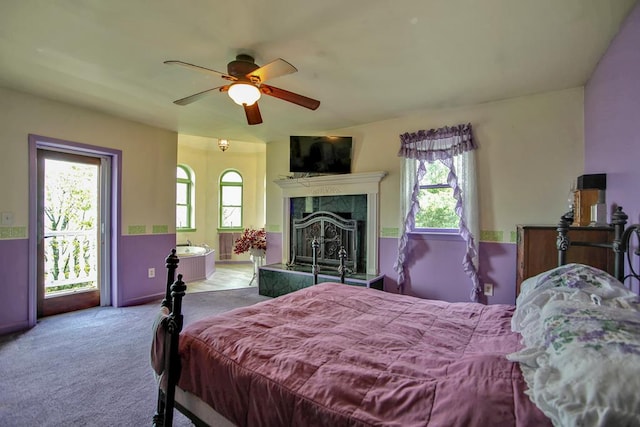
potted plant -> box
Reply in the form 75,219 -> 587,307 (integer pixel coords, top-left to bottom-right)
233,227 -> 267,258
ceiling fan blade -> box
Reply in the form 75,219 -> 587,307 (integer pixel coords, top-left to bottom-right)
261,84 -> 320,110
244,103 -> 263,125
248,58 -> 297,83
173,86 -> 228,106
164,60 -> 236,81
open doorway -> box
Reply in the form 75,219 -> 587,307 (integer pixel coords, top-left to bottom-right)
37,150 -> 104,317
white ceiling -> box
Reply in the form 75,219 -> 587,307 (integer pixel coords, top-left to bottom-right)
0,0 -> 636,143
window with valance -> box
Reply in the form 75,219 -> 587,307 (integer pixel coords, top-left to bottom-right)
394,123 -> 481,301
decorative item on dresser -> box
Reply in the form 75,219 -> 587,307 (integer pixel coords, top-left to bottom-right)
572,173 -> 607,226
573,189 -> 599,226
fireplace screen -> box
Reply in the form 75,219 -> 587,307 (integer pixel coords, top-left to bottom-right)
289,211 -> 358,274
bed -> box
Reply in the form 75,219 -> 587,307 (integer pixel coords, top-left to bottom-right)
152,208 -> 640,427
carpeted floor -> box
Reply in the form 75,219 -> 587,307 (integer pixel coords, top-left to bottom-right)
0,287 -> 271,426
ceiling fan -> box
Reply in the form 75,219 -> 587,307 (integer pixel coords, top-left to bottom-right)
165,54 -> 320,125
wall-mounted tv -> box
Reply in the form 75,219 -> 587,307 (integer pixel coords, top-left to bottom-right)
289,136 -> 352,175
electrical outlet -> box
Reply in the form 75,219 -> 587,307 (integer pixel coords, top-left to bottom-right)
1,212 -> 14,226
148,268 -> 155,279
483,283 -> 494,296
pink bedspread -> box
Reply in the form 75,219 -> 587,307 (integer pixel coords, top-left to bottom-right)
178,283 -> 550,427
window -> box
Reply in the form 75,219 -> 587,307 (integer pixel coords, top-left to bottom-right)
219,170 -> 243,228
395,123 -> 480,299
415,160 -> 458,231
176,165 -> 194,230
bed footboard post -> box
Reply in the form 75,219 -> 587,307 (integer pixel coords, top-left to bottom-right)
162,249 -> 179,309
162,273 -> 187,427
557,210 -> 573,266
153,249 -> 180,426
611,207 -> 628,281
312,237 -> 320,284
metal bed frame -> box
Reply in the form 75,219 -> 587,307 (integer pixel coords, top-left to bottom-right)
557,206 -> 640,285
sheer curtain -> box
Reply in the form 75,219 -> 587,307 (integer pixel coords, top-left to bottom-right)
393,123 -> 481,301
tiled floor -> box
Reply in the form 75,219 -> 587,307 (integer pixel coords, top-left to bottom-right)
185,262 -> 256,293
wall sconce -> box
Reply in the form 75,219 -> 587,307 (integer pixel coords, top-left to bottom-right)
218,139 -> 230,152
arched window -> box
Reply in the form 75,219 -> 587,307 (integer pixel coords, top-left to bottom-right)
176,165 -> 195,230
219,170 -> 243,229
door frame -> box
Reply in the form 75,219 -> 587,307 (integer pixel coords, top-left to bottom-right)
28,134 -> 121,327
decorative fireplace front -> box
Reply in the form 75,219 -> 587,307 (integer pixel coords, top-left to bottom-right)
289,211 -> 358,274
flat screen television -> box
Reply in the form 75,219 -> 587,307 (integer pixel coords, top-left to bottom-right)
289,136 -> 352,175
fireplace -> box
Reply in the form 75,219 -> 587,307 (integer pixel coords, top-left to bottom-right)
275,171 -> 387,276
289,209 -> 361,274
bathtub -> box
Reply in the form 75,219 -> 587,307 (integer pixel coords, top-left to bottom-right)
175,246 -> 216,282
176,246 -> 208,256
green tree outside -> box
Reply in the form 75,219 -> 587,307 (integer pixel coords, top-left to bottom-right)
415,161 -> 459,229
44,159 -> 97,293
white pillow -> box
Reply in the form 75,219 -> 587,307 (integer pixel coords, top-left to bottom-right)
513,264 -> 638,337
518,263 -> 634,305
509,299 -> 640,427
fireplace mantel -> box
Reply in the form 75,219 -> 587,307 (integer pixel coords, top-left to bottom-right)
274,171 -> 387,197
275,171 -> 387,275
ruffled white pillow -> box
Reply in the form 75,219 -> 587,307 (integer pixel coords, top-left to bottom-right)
509,299 -> 640,427
513,264 -> 638,340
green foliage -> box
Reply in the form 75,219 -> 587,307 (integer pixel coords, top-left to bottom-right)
416,188 -> 459,228
44,160 -> 97,289
46,281 -> 96,294
421,160 -> 450,184
416,161 -> 459,229
45,163 -> 96,233
83,239 -> 91,275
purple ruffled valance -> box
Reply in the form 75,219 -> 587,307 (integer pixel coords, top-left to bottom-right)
398,123 -> 476,162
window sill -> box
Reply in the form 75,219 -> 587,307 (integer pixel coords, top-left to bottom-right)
218,228 -> 244,232
177,228 -> 196,233
408,230 -> 462,241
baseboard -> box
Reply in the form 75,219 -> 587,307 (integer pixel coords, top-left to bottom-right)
0,319 -> 31,336
121,291 -> 165,307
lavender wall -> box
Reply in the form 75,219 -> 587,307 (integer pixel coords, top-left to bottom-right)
0,239 -> 29,334
585,2 -> 640,223
117,234 -> 178,306
379,237 -> 517,305
266,232 -> 283,265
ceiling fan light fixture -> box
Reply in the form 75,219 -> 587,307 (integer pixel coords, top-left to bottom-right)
218,138 -> 230,152
228,83 -> 261,106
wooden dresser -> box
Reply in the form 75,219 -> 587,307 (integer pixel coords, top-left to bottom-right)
515,225 -> 615,297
